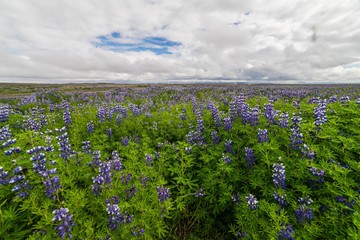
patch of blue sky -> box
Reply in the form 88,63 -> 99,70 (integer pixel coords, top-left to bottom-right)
94,32 -> 180,55
342,62 -> 360,69
111,32 -> 121,38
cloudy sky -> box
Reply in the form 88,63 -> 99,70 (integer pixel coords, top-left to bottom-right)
0,0 -> 359,83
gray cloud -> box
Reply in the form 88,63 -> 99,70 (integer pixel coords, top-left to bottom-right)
0,0 -> 359,83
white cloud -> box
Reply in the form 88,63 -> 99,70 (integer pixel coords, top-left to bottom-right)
0,0 -> 359,83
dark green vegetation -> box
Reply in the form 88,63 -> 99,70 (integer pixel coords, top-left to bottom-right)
0,85 -> 359,239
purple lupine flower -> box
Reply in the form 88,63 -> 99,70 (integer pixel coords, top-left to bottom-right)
97,106 -> 106,122
39,114 -> 47,126
91,159 -> 112,195
250,107 -> 259,126
195,188 -> 205,197
126,185 -> 138,199
311,97 -> 322,104
105,196 -> 133,230
301,144 -> 315,160
2,138 -> 16,148
0,125 -> 12,142
13,166 -> 22,174
231,192 -> 241,204
134,135 -> 140,144
99,161 -> 112,184
124,212 -> 134,224
89,150 -> 101,166
229,98 -> 237,121
119,105 -> 128,117
264,100 -> 277,125
0,105 -> 11,122
121,136 -> 129,146
224,117 -> 232,131
92,175 -> 105,195
329,95 -> 337,103
106,128 -> 112,138
211,131 -> 220,145
335,196 -> 346,203
129,103 -> 142,116
107,107 -> 114,120
273,163 -> 286,189
4,147 -> 21,156
132,226 -> 145,237
12,184 -> 21,192
291,113 -> 302,129
293,99 -> 300,108
116,113 -> 123,124
60,100 -> 70,109
52,208 -> 75,239
186,130 -> 205,146
274,192 -> 287,207
4,149 -> 11,156
296,197 -> 313,223
0,166 -> 10,185
245,194 -> 258,210
309,167 -> 325,183
49,103 -> 54,112
245,147 -> 255,169
295,205 -> 313,223
224,139 -> 234,155
299,197 -> 313,205
12,179 -> 33,198
121,173 -> 132,185
278,224 -> 294,240
222,154 -> 231,164
44,176 -> 61,200
236,95 -> 251,124
185,146 -> 192,154
279,112 -> 289,128
157,186 -> 170,202
138,176 -> 150,186
145,154 -> 153,166
194,108 -> 205,133
340,96 -> 350,104
289,128 -> 303,150
335,196 -> 356,211
111,151 -> 122,171
87,121 -> 95,133
56,132 -> 71,162
345,200 -> 356,210
45,134 -> 52,144
180,111 -> 187,121
208,102 -> 222,128
356,98 -> 360,105
49,168 -> 57,174
29,150 -> 47,174
237,232 -> 247,238
81,140 -> 91,154
63,107 -> 72,126
9,174 -> 25,184
314,100 -> 327,128
45,145 -> 54,152
258,129 -> 268,143
23,117 -> 40,131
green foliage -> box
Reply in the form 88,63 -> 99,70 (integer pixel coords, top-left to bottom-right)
0,85 -> 359,239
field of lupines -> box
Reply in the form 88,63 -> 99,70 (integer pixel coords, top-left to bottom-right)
0,84 -> 359,240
